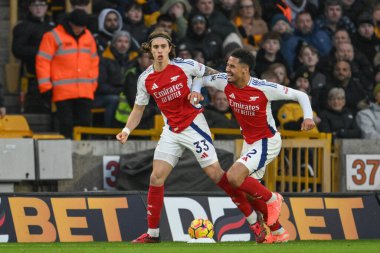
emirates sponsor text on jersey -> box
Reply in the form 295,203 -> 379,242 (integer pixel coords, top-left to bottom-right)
229,99 -> 260,116
152,83 -> 183,103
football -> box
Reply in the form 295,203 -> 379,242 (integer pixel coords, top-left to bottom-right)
188,218 -> 214,239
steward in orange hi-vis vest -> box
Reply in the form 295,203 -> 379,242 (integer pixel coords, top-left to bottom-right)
36,20 -> 99,102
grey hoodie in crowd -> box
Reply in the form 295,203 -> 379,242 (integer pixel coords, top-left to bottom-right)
356,103 -> 380,140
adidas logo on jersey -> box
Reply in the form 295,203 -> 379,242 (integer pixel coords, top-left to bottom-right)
249,96 -> 259,101
152,83 -> 159,90
201,152 -> 208,159
170,75 -> 180,82
229,93 -> 236,99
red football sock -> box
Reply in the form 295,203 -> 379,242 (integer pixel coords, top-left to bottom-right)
217,173 -> 253,217
249,198 -> 281,231
147,185 -> 164,229
237,176 -> 272,201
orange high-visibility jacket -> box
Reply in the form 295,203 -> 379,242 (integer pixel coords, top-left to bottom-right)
36,25 -> 99,102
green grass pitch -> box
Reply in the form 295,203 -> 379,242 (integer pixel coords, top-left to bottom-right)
1,240 -> 380,253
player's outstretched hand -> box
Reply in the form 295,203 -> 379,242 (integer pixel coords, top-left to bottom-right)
188,91 -> 204,105
301,118 -> 316,131
116,131 -> 129,144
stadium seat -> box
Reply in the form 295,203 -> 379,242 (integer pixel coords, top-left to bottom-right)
0,115 -> 33,138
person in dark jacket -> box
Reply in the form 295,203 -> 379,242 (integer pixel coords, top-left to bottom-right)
12,0 -> 54,113
95,31 -> 134,127
123,2 -> 149,44
183,13 -> 223,68
203,90 -> 239,139
318,87 -> 361,139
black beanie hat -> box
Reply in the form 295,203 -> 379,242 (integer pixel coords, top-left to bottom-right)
69,9 -> 88,27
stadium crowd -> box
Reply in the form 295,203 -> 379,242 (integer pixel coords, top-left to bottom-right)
6,0 -> 380,140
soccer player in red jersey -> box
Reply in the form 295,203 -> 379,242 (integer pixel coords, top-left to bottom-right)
193,48 -> 316,243
116,31 -> 275,243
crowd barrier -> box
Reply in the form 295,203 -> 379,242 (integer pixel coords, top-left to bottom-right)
0,192 -> 379,243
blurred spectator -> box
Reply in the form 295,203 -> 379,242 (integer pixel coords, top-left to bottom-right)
352,12 -> 380,64
295,44 -> 327,112
184,13 -> 223,68
373,3 -> 380,39
233,0 -> 268,51
95,31 -> 134,128
255,31 -> 288,77
259,0 -> 318,26
12,0 -> 54,113
94,8 -> 127,53
215,0 -> 237,20
160,0 -> 192,40
203,90 -> 239,138
319,41 -> 373,90
116,51 -> 158,129
355,84 -> 380,140
123,2 -> 149,44
116,0 -> 160,27
193,0 -> 238,42
148,14 -> 180,45
0,82 -> 5,118
342,0 -> 367,23
56,0 -> 97,33
36,9 -> 99,138
332,28 -> 351,48
318,87 -> 361,139
270,13 -> 293,35
282,11 -> 332,71
326,60 -> 369,113
315,0 -> 356,37
268,63 -> 290,86
176,42 -> 193,59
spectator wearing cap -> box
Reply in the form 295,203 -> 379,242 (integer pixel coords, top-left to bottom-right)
271,13 -> 293,35
160,0 -> 192,40
123,2 -> 149,44
315,0 -> 356,37
95,31 -> 136,128
232,0 -> 268,51
12,0 -> 54,113
296,44 -> 327,112
36,9 -> 99,138
183,13 -> 223,68
255,31 -> 289,77
176,42 -> 193,59
56,0 -> 97,33
356,84 -> 380,140
318,87 -> 361,139
352,12 -> 380,65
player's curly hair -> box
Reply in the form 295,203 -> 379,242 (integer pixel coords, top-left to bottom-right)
230,48 -> 256,71
141,29 -> 176,59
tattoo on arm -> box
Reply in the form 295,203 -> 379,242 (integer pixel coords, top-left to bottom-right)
203,66 -> 219,76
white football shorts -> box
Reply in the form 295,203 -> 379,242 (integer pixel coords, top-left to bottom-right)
237,132 -> 282,180
154,113 -> 218,168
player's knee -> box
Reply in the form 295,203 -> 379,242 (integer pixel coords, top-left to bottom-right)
203,163 -> 224,183
226,170 -> 244,188
149,173 -> 165,186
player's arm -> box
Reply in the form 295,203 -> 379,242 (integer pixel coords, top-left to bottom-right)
189,74 -> 228,104
203,66 -> 219,76
263,80 -> 315,131
116,104 -> 146,144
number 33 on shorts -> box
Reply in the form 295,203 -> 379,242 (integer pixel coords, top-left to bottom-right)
193,139 -> 210,159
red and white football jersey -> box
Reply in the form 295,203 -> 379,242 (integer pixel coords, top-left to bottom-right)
135,58 -> 205,133
201,73 -> 313,144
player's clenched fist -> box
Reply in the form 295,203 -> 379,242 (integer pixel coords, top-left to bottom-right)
116,127 -> 131,144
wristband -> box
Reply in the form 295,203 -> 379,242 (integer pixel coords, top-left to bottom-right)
122,127 -> 131,135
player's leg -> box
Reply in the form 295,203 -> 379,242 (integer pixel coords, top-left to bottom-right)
132,128 -> 183,243
180,114 -> 263,241
228,134 -> 283,226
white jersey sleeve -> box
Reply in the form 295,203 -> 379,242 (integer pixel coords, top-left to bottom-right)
251,77 -> 314,120
197,73 -> 228,91
172,58 -> 205,77
134,69 -> 151,106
